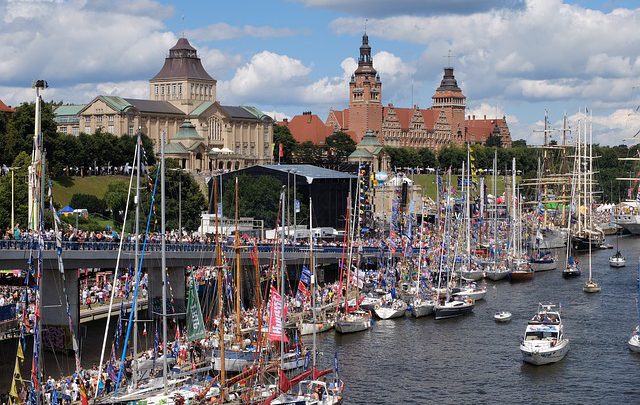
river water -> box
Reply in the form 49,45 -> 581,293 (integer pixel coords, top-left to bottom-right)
306,235 -> 640,404
2,236 -> 639,402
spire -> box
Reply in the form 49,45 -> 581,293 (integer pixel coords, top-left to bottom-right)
355,32 -> 376,75
436,67 -> 461,92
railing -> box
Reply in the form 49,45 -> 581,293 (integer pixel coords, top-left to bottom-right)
0,239 -> 386,255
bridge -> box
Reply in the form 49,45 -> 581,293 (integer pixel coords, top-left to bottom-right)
0,240 -> 388,270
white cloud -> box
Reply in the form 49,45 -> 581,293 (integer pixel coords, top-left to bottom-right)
293,0 -> 525,16
263,111 -> 290,121
185,23 -> 299,41
330,0 -> 640,102
468,102 -> 519,124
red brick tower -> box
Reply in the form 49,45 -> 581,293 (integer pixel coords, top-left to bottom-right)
348,33 -> 383,141
432,67 -> 466,144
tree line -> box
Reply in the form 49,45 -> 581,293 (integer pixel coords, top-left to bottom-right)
273,125 -> 357,169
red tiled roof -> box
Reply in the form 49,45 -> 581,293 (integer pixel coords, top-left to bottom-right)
464,118 -> 506,143
327,109 -> 349,130
280,113 -> 334,145
0,99 -> 15,112
421,109 -> 438,130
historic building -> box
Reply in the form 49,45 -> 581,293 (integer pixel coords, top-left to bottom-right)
0,99 -> 15,113
53,38 -> 273,173
324,34 -> 511,149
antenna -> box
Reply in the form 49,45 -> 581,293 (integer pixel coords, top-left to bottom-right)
443,49 -> 456,67
182,14 -> 185,38
364,18 -> 368,33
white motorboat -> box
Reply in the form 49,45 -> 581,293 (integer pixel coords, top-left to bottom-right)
484,265 -> 511,281
530,255 -> 558,272
494,311 -> 512,322
299,319 -> 335,336
609,251 -> 626,268
335,310 -> 372,334
348,294 -> 381,311
434,298 -> 475,320
374,299 -> 407,320
453,284 -> 486,301
520,303 -> 569,365
410,298 -> 435,318
629,329 -> 640,353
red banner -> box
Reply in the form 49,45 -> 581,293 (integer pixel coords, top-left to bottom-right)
278,143 -> 284,158
268,286 -> 288,342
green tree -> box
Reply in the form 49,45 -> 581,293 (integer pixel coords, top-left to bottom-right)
485,134 -> 503,147
0,152 -> 31,231
324,131 -> 356,163
69,193 -> 106,213
511,139 -> 527,148
273,125 -> 298,163
437,145 -> 466,169
295,141 -> 323,165
103,181 -> 130,224
417,148 -> 437,168
222,174 -> 283,228
2,101 -> 58,165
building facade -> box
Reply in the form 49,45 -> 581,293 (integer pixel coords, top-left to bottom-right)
326,34 -> 512,149
53,38 -> 273,173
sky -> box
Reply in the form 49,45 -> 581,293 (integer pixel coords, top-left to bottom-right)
2,0 -> 640,145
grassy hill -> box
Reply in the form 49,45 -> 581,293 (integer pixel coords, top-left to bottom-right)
52,176 -> 129,206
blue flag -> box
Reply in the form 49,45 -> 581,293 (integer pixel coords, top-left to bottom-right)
300,266 -> 311,285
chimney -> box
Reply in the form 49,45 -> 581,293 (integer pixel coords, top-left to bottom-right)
283,118 -> 288,123
484,115 -> 486,120
472,115 -> 475,120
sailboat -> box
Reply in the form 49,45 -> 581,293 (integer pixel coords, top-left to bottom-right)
335,190 -> 372,334
485,151 -> 511,281
609,234 -> 626,267
433,166 -> 475,320
628,258 -> 640,353
509,159 -> 534,282
582,238 -> 601,293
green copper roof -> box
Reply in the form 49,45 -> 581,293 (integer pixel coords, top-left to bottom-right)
99,95 -> 132,112
164,142 -> 189,154
242,105 -> 271,120
190,101 -> 214,116
359,129 -> 382,147
174,119 -> 204,141
54,104 -> 85,116
349,148 -> 373,158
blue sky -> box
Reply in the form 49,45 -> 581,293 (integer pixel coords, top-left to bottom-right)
2,0 -> 640,145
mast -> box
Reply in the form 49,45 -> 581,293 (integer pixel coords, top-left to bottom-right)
511,158 -> 516,260
160,130 -> 168,392
342,193 -> 352,312
576,114 -> 582,235
493,151 -> 498,268
214,177 -> 226,388
279,188 -> 286,373
466,146 -> 471,271
234,177 -> 242,342
133,131 -> 141,388
309,197 -> 317,369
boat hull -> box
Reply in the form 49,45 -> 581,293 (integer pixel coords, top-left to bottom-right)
609,257 -> 626,268
434,301 -> 474,320
299,320 -> 335,336
520,340 -> 569,365
410,301 -> 434,318
485,270 -> 511,281
628,335 -> 640,353
213,349 -> 260,372
510,271 -> 534,282
562,269 -> 581,278
461,271 -> 484,281
335,314 -> 372,334
530,259 -> 557,272
583,281 -> 601,293
374,301 -> 407,319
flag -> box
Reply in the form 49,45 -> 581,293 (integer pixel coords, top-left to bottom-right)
299,266 -> 312,286
186,277 -> 206,342
143,324 -> 147,337
267,286 -> 288,342
79,380 -> 89,405
278,369 -> 291,393
279,143 -> 284,158
52,387 -> 58,405
10,358 -> 21,399
17,340 -> 24,363
153,322 -> 159,371
303,351 -> 311,370
296,281 -> 309,303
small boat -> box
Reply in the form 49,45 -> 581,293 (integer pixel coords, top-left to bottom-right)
299,318 -> 335,336
374,299 -> 407,320
583,279 -> 601,293
460,268 -> 484,282
562,256 -> 581,278
529,253 -> 558,272
434,298 -> 475,320
609,251 -> 626,268
453,283 -> 487,301
410,297 -> 435,318
484,264 -> 511,281
510,260 -> 534,282
520,303 -> 569,365
583,237 -> 601,293
335,310 -> 372,334
599,243 -> 613,249
494,311 -> 512,322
